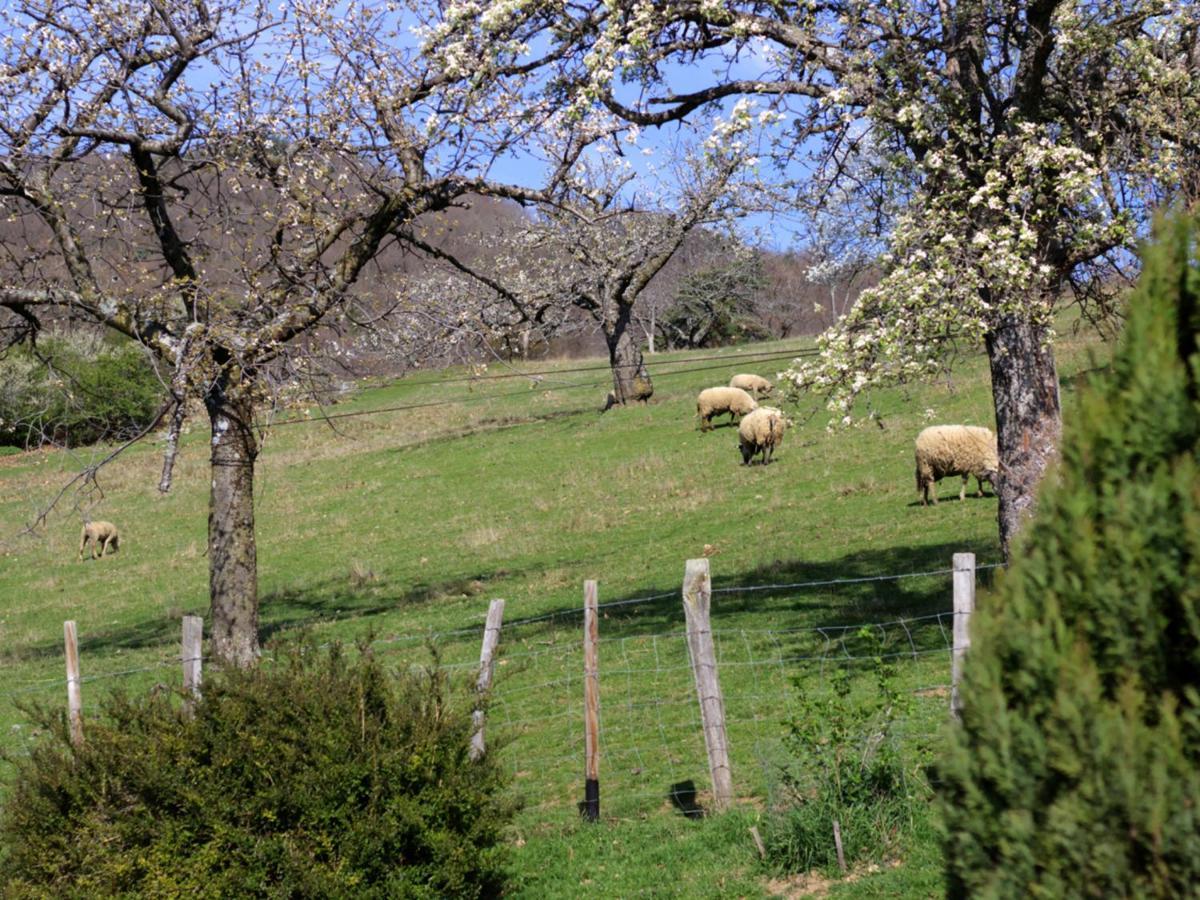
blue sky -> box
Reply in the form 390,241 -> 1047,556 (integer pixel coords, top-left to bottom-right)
480,35 -> 813,253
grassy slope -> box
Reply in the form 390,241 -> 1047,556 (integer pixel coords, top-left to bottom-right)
0,332 -> 1108,897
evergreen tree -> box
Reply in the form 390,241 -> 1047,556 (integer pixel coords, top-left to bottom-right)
938,216 -> 1200,898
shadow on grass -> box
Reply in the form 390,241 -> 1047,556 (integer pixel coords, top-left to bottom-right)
3,567 -> 533,664
256,568 -> 537,643
246,538 -> 1005,654
904,490 -> 997,508
489,538 -> 1003,647
668,780 -> 706,820
383,406 -> 597,456
5,538 -> 1001,667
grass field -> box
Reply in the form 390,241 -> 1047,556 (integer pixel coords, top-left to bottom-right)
0,330 -> 1110,896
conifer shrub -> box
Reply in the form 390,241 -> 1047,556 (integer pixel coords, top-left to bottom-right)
0,643 -> 518,898
938,216 -> 1200,897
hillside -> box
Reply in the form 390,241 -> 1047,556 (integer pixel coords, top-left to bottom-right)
0,332 -> 1109,896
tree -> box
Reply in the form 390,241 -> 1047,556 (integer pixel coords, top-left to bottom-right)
659,253 -> 768,349
938,215 -> 1200,896
407,121 -> 765,406
436,0 -> 1200,554
0,1 -> 570,665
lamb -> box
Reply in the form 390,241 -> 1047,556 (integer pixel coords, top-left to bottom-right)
729,373 -> 772,396
78,520 -> 121,561
696,387 -> 758,432
914,425 -> 999,505
738,406 -> 789,465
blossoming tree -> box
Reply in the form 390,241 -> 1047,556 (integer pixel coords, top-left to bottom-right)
405,118 -> 767,406
0,0 -> 574,665
438,0 -> 1200,554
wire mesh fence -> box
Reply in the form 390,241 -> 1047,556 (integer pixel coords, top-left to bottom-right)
478,606 -> 963,822
0,555 -> 997,824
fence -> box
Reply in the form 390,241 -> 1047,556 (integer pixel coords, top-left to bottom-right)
17,552 -> 995,824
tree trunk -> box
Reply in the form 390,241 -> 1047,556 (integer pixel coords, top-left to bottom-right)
205,374 -> 260,667
604,302 -> 653,405
986,314 -> 1062,559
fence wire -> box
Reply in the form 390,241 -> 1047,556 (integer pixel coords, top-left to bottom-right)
474,597 -> 960,822
0,562 -> 990,819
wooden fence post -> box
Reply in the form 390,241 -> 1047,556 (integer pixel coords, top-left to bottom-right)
682,558 -> 734,812
950,552 -> 976,719
64,620 -> 83,747
469,598 -> 506,761
182,616 -> 203,717
582,579 -> 601,822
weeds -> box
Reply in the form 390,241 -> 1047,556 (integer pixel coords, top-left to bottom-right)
767,627 -> 928,876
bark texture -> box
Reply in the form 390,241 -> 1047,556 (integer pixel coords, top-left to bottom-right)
986,315 -> 1062,559
604,302 -> 653,406
205,375 -> 260,667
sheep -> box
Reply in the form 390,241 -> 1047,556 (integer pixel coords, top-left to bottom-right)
729,373 -> 772,396
78,520 -> 121,561
696,386 -> 758,432
914,425 -> 999,505
738,406 -> 789,465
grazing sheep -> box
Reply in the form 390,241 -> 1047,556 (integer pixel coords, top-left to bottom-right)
696,387 -> 758,432
78,520 -> 120,561
738,406 -> 789,465
729,373 -> 772,396
915,425 -> 999,505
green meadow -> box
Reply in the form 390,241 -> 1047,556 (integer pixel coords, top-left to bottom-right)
0,331 -> 1109,897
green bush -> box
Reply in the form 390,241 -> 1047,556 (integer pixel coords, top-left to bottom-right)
767,628 -> 924,874
658,255 -> 771,349
0,332 -> 164,449
938,216 -> 1200,897
0,643 -> 518,898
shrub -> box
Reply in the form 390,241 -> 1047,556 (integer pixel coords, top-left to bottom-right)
0,331 -> 164,449
0,642 -> 518,898
767,627 -> 923,874
658,255 -> 771,349
938,216 -> 1200,897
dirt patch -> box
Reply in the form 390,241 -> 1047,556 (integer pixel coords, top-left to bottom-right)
764,860 -> 901,898
764,871 -> 837,898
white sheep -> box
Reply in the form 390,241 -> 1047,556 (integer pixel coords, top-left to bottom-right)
696,387 -> 758,432
915,425 -> 999,505
738,406 -> 789,465
729,373 -> 772,396
78,520 -> 121,561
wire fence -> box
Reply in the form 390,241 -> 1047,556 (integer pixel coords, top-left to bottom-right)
477,603 -> 963,821
268,347 -> 818,429
0,555 -> 995,823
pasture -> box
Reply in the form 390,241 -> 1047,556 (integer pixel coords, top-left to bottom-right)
0,332 -> 1107,896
